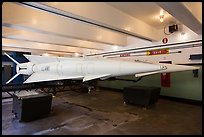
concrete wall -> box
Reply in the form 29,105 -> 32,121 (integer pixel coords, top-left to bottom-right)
98,65 -> 202,101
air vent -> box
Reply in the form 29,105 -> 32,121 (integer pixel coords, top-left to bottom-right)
189,54 -> 202,60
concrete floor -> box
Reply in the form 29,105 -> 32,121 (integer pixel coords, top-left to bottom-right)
2,88 -> 202,135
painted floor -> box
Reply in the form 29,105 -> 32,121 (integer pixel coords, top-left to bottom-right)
2,88 -> 202,135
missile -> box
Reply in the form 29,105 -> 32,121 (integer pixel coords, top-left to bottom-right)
4,53 -> 199,84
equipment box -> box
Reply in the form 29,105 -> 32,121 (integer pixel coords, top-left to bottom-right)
123,86 -> 161,108
12,91 -> 52,122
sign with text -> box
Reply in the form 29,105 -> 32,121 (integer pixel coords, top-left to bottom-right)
120,53 -> 130,57
161,73 -> 171,87
162,37 -> 168,44
146,48 -> 169,56
160,61 -> 172,88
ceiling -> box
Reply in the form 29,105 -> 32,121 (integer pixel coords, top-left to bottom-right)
106,2 -> 180,29
2,2 -> 202,57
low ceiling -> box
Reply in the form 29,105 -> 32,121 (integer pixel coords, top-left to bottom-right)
2,2 -> 202,57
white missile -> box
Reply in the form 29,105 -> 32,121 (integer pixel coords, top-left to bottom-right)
4,53 -> 199,84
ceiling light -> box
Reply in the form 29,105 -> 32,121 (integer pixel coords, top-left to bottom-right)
159,14 -> 164,23
74,53 -> 79,56
113,46 -> 118,50
97,35 -> 102,40
32,19 -> 37,25
43,53 -> 49,56
125,27 -> 131,31
160,10 -> 164,15
181,32 -> 186,39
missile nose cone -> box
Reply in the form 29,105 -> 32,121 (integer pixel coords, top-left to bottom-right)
119,61 -> 167,76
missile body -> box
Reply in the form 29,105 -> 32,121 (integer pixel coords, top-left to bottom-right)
4,53 -> 199,84
19,57 -> 166,83
33,59 -> 164,77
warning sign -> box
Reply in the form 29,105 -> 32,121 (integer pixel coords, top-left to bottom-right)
120,53 -> 130,57
161,73 -> 171,87
146,48 -> 169,56
162,38 -> 168,44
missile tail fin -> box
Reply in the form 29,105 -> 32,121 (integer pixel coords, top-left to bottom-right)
4,53 -> 19,65
4,53 -> 21,84
6,73 -> 20,84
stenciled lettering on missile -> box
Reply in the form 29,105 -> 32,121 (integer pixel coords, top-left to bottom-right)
41,66 -> 50,71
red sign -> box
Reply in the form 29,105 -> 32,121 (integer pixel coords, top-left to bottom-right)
162,38 -> 168,44
147,48 -> 169,56
120,53 -> 130,57
161,73 -> 171,87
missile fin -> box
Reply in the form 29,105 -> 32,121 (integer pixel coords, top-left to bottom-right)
24,73 -> 84,83
83,74 -> 111,82
4,53 -> 19,65
135,64 -> 200,77
135,71 -> 161,77
23,55 -> 59,64
6,73 -> 20,84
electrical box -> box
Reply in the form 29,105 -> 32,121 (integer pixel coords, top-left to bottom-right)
169,24 -> 178,33
12,91 -> 52,122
